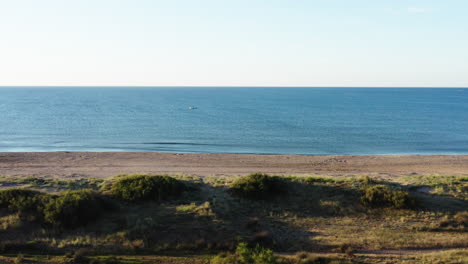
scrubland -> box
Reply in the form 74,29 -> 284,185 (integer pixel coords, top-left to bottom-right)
0,173 -> 466,263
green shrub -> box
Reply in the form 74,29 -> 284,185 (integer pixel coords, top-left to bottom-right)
211,242 -> 277,264
111,175 -> 186,202
0,189 -> 50,214
0,189 -> 114,228
44,189 -> 110,228
230,173 -> 287,200
360,185 -> 414,209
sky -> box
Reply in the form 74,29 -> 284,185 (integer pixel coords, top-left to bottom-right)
0,0 -> 467,87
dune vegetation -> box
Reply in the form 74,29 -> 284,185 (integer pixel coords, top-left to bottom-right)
0,173 -> 466,263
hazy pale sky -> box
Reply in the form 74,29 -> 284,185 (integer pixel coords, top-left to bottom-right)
0,0 -> 467,87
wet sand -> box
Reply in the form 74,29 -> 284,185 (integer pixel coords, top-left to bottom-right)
0,152 -> 467,179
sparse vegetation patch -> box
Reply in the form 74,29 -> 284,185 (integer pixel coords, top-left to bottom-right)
438,211 -> 468,230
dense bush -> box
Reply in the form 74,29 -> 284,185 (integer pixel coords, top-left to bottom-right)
0,189 -> 111,228
211,242 -> 277,264
360,185 -> 414,209
111,175 -> 186,202
230,173 -> 287,200
0,189 -> 50,215
43,189 -> 111,228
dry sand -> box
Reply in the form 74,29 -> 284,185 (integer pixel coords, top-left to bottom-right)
0,152 -> 467,179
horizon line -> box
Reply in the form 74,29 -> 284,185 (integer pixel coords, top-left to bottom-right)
0,86 -> 467,88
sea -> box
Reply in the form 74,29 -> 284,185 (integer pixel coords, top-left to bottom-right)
0,87 -> 467,155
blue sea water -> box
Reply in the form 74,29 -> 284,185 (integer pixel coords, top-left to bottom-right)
0,87 -> 467,155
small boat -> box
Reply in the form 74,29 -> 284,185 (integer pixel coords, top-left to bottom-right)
188,106 -> 198,110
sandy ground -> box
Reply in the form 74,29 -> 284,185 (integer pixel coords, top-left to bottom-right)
0,152 -> 467,179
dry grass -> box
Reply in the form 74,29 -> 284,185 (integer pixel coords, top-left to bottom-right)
399,175 -> 467,200
0,254 -> 212,263
288,211 -> 468,251
355,249 -> 468,264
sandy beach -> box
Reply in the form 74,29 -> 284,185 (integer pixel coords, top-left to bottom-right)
0,152 -> 467,179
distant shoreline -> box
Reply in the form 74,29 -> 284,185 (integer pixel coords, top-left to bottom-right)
1,86 -> 468,88
1,152 -> 467,179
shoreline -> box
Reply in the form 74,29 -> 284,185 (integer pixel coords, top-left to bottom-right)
1,152 -> 467,179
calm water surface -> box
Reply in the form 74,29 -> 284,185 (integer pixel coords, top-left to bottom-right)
1,87 -> 467,154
